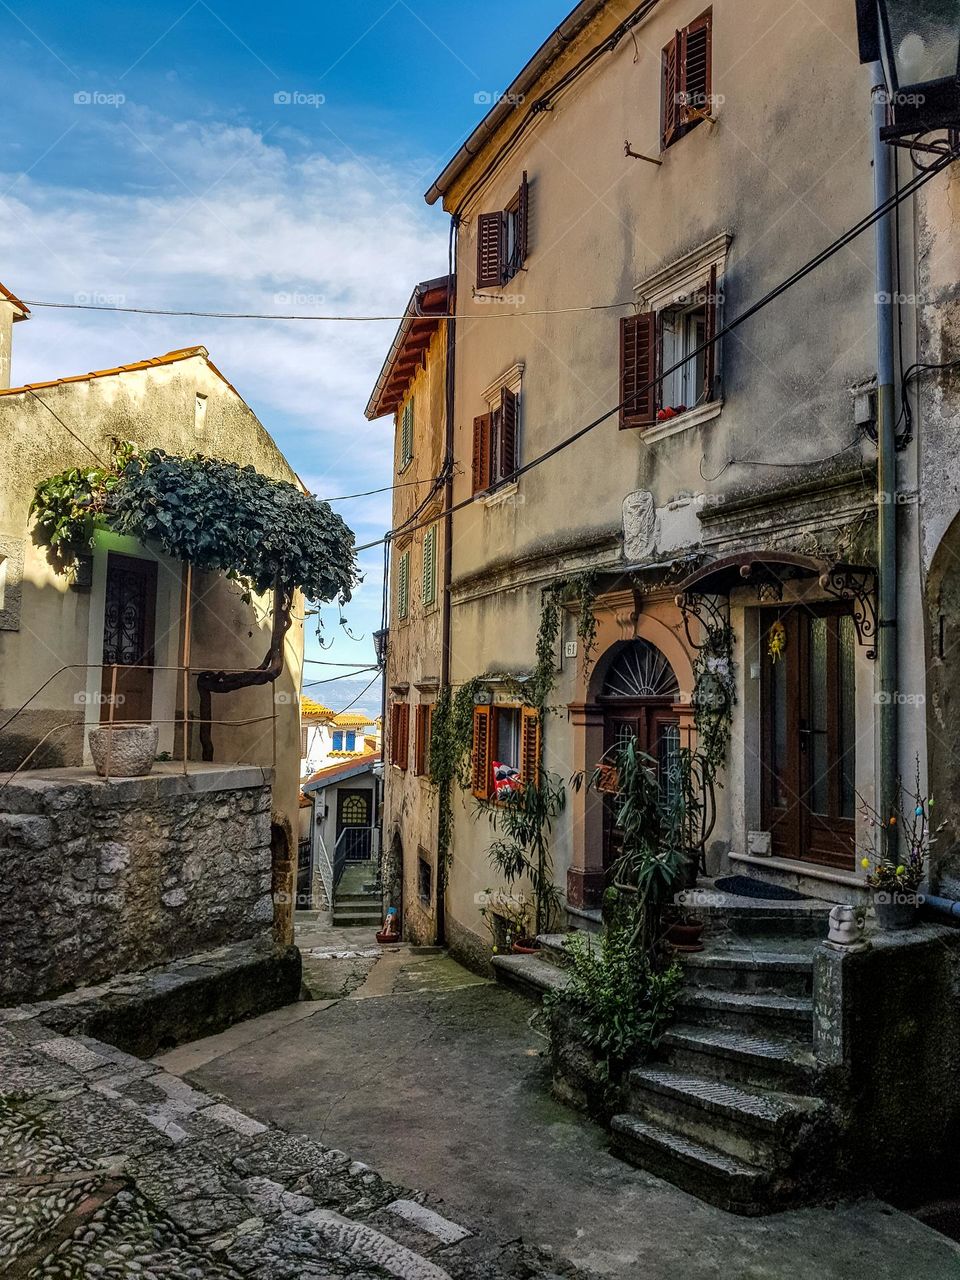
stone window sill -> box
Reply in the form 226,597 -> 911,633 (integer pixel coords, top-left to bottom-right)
641,399 -> 723,443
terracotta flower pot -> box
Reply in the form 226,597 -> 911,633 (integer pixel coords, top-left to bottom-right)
511,940 -> 540,955
666,919 -> 705,953
88,724 -> 159,778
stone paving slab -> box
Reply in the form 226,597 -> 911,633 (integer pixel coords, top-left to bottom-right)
0,1018 -> 585,1279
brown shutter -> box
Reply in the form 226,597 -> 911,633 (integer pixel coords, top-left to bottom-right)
703,263 -> 719,404
472,412 -> 492,493
520,708 -> 541,785
399,703 -> 410,771
477,212 -> 505,289
414,705 -> 427,776
471,705 -> 492,799
499,387 -> 518,479
516,171 -> 529,268
680,13 -> 711,124
661,32 -> 682,149
392,702 -> 409,771
620,312 -> 658,429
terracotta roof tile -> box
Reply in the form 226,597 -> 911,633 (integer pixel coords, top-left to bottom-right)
0,345 -> 240,399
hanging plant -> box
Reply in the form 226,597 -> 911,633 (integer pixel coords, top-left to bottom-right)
429,676 -> 484,884
529,573 -> 601,712
691,620 -> 736,786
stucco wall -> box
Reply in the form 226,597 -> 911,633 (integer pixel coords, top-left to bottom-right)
0,764 -> 274,1005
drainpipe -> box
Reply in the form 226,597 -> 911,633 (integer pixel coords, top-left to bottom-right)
437,218 -> 459,947
872,64 -> 899,861
921,894 -> 960,925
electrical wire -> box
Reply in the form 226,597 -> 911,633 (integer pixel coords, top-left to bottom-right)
22,298 -> 633,322
27,389 -> 106,465
356,146 -> 958,556
326,671 -> 382,717
302,666 -> 379,688
320,470 -> 449,502
699,436 -> 865,484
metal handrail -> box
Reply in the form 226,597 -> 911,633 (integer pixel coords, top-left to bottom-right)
332,825 -> 379,890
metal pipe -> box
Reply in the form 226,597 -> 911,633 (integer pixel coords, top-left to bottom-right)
872,63 -> 899,860
920,894 -> 960,924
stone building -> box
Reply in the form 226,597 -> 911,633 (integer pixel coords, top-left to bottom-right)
0,289 -> 307,998
365,275 -> 451,943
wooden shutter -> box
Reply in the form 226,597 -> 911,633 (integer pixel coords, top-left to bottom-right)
680,13 -> 711,124
400,398 -> 414,467
477,212 -> 505,289
422,524 -> 437,606
414,704 -> 429,776
620,312 -> 658,429
661,32 -> 682,149
472,412 -> 492,493
499,387 -> 518,480
703,263 -> 719,404
471,704 -> 492,799
391,702 -> 409,769
516,171 -> 529,269
520,708 -> 541,785
397,549 -> 410,620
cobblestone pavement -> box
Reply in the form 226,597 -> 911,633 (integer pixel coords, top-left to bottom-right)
0,1012 -> 583,1279
184,936 -> 960,1280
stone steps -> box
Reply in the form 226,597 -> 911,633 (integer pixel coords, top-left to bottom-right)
490,953 -> 570,1002
681,946 -> 815,997
609,1113 -> 768,1216
626,1064 -> 821,1167
684,885 -> 833,940
662,1023 -> 816,1092
678,986 -> 813,1036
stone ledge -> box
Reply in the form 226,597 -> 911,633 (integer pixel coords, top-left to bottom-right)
2,761 -> 274,805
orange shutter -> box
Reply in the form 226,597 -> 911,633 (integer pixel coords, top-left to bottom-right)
520,708 -> 541,785
399,703 -> 410,771
471,705 -> 492,799
620,312 -> 658,429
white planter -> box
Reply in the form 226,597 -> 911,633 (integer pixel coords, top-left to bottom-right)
88,724 -> 159,778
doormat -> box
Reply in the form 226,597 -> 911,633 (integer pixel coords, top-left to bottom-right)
714,874 -> 809,901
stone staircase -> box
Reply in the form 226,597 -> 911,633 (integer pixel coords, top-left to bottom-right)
333,859 -> 382,928
492,886 -> 839,1214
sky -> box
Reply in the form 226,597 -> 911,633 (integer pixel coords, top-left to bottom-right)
0,0 -> 567,714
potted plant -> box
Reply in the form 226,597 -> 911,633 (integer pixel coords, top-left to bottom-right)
859,760 -> 941,930
664,904 -> 705,952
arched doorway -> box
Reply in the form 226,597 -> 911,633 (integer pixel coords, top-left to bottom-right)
596,638 -> 683,867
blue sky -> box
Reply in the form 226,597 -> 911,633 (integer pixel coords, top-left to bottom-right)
1,0 -> 567,712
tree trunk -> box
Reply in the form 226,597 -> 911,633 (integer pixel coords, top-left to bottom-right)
196,582 -> 294,762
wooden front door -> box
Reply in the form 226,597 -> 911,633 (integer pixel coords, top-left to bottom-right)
600,703 -> 681,869
100,553 -> 157,724
337,789 -> 372,861
761,607 -> 856,869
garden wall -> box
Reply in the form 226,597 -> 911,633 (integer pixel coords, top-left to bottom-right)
0,763 -> 275,1004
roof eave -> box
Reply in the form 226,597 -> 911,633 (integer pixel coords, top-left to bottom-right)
364,275 -> 451,421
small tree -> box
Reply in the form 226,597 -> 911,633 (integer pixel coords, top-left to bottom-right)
32,444 -> 357,757
485,765 -> 565,940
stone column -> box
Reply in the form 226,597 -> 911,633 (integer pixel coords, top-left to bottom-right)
566,702 -> 606,909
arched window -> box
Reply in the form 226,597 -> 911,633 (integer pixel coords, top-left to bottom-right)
601,639 -> 679,699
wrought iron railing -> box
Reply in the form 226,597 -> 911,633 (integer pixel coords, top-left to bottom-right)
332,826 -> 381,891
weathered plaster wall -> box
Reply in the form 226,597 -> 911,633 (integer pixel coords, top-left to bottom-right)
0,764 -> 274,1004
814,926 -> 960,1199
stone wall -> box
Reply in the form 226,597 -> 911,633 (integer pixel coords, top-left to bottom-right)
0,764 -> 275,1005
814,924 -> 960,1200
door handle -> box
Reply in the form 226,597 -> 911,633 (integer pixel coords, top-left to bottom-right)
798,723 -> 827,752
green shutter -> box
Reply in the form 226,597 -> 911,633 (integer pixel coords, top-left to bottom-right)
422,525 -> 437,606
400,397 -> 414,469
398,549 -> 410,620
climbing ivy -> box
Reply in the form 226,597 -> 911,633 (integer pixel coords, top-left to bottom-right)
529,572 -> 601,712
429,676 -> 484,885
691,620 -> 736,786
29,440 -> 137,554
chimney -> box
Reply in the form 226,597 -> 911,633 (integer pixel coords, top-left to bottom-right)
0,283 -> 30,390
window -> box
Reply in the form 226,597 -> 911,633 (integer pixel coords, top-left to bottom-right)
332,730 -> 344,751
422,524 -> 438,607
621,238 -> 727,430
476,172 -> 529,289
472,386 -> 519,494
345,731 -> 356,752
471,704 -> 540,800
390,701 -> 410,770
414,703 -> 433,776
661,10 -> 713,151
418,850 -> 433,906
397,548 -> 410,621
399,397 -> 414,471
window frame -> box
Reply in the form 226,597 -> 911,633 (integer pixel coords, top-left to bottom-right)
471,702 -> 541,800
398,397 -> 415,473
332,730 -> 344,752
475,172 -> 529,290
661,9 -> 714,152
473,365 -> 523,497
